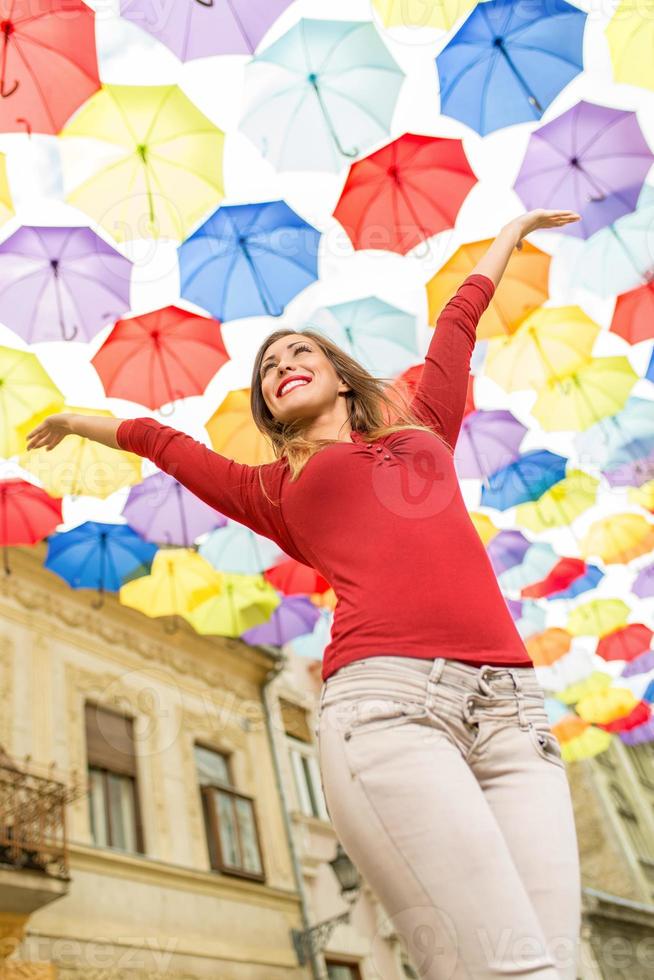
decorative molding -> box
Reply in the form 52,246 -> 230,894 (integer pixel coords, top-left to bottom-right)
64,664 -> 171,860
0,635 -> 14,751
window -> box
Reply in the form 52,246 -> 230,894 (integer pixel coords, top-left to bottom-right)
85,702 -> 144,854
194,743 -> 265,882
325,960 -> 362,979
289,736 -> 329,820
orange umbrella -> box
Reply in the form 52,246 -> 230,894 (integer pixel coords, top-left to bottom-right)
205,389 -> 275,465
525,627 -> 573,666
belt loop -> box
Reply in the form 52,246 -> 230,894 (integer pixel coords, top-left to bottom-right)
509,669 -> 529,730
428,657 -> 446,684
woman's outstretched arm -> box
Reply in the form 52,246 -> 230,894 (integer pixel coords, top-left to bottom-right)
409,209 -> 580,452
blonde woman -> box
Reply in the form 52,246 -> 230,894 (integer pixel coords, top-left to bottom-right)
28,209 -> 581,980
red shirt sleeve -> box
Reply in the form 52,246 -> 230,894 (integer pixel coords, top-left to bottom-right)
409,273 -> 495,453
116,417 -> 288,546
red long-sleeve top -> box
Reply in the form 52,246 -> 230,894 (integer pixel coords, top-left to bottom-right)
117,274 -> 533,680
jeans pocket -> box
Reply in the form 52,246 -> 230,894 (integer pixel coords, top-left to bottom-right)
528,724 -> 565,770
343,697 -> 427,741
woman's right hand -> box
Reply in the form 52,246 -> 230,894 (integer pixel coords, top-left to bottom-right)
26,413 -> 77,452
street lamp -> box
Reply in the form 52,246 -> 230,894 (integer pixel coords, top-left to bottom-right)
291,842 -> 362,966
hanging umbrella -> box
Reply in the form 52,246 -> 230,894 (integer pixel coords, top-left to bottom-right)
454,409 -> 527,483
91,306 -> 229,411
120,0 -> 294,59
241,594 -> 320,646
0,225 -> 132,343
240,18 -> 405,172
484,305 -> 600,392
525,627 -> 572,666
486,529 -> 531,575
605,0 -> 654,92
291,606 -> 334,660
548,565 -> 604,601
468,511 -> 500,547
182,572 -> 280,637
511,598 -> 547,639
198,521 -> 286,574
521,557 -> 588,600
372,0 -> 475,30
264,557 -> 330,597
480,449 -> 569,511
575,398 -> 654,470
332,133 -> 477,254
566,598 -> 630,638
307,296 -> 420,377
610,282 -> 654,345
628,479 -> 654,513
0,0 -> 100,134
597,624 -> 653,663
515,470 -> 598,533
19,406 -> 142,498
179,201 -> 320,320
45,521 -> 157,608
435,0 -> 587,135
530,356 -> 639,432
119,547 -> 224,631
633,564 -> 654,600
59,84 -> 225,242
0,153 -> 13,227
122,471 -> 227,547
0,478 -> 62,574
0,347 -> 64,458
580,513 -> 654,565
514,101 -> 654,239
499,541 -> 559,592
427,239 -> 551,338
205,389 -> 276,466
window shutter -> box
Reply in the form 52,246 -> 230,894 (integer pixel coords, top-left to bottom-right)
85,702 -> 136,776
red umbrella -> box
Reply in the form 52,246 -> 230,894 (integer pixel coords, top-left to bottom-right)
609,281 -> 654,345
0,478 -> 63,574
596,623 -> 653,662
0,1 -> 100,134
264,557 -> 330,596
333,133 -> 477,254
91,306 -> 230,411
392,364 -> 475,419
521,557 -> 587,599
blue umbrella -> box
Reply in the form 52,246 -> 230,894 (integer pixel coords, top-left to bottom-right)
646,348 -> 654,384
45,521 -> 157,607
178,201 -> 321,320
548,564 -> 604,600
436,0 -> 586,135
481,449 -> 569,510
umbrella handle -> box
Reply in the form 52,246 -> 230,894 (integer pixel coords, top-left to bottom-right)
90,591 -> 105,610
61,321 -> 79,341
0,78 -> 17,98
163,616 -> 179,635
3,545 -> 10,576
195,0 -> 214,5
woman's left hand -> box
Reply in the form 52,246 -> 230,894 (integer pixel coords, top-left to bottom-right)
510,209 -> 581,249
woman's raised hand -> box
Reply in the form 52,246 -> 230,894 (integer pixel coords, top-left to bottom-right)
26,413 -> 76,452
513,209 -> 581,249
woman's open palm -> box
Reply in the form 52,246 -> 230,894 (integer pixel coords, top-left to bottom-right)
26,414 -> 74,452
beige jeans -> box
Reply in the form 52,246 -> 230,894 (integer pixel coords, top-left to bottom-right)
314,655 -> 581,980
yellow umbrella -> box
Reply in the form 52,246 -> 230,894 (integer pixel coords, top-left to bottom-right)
531,356 -> 638,431
628,479 -> 654,512
556,670 -> 614,705
20,406 -> 143,498
580,513 -> 654,565
469,511 -> 499,546
605,0 -> 654,91
484,306 -> 599,391
566,599 -> 630,638
120,548 -> 224,620
427,239 -> 551,339
515,470 -> 598,532
205,389 -> 276,465
0,346 -> 64,458
183,572 -> 280,637
0,153 -> 14,228
373,0 -> 475,30
575,685 -> 639,725
555,717 -> 613,763
59,84 -> 224,242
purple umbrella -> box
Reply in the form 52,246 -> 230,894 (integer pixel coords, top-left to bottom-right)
454,410 -> 527,484
120,0 -> 294,60
0,226 -> 131,342
633,563 -> 654,600
620,649 -> 654,678
602,448 -> 654,489
241,594 -> 320,647
487,530 -> 531,576
514,100 -> 654,239
122,471 -> 227,547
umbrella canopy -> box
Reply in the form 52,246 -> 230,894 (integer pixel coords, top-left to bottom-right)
610,281 -> 654,345
198,521 -> 286,574
240,18 -> 405,172
91,306 -> 229,410
566,598 -> 630,637
120,0 -> 294,59
19,406 -> 142,498
605,0 -> 654,92
484,305 -> 600,392
122,471 -> 227,547
548,565 -> 604,601
332,133 -> 477,254
521,557 -> 588,600
0,153 -> 13,227
436,0 -> 586,135
480,449 -> 569,510
307,296 -> 420,377
45,521 -> 157,596
633,564 -> 654,600
0,346 -> 64,458
0,477 -> 62,573
60,84 -> 224,242
427,239 -> 551,338
580,514 -> 654,565
486,529 -> 531,575
205,389 -> 276,466
515,470 -> 598,533
0,0 -> 100,134
454,409 -> 527,482
597,624 -> 653,663
182,572 -> 280,637
264,557 -> 330,596
373,0 -> 475,30
241,593 -> 320,646
514,101 -> 654,240
0,225 -> 132,343
499,541 -> 559,592
179,201 -> 320,320
119,547 -> 223,620
531,356 -> 639,432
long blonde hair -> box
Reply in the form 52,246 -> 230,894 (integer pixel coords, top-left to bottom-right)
250,328 -> 448,504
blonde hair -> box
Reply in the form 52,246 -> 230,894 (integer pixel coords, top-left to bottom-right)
250,328 -> 448,505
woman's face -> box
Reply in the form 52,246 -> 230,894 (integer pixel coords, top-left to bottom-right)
260,334 -> 347,423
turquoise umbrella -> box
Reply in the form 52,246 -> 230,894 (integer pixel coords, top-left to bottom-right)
499,542 -> 560,592
306,296 -> 420,377
575,397 -> 654,470
239,18 -> 405,172
198,521 -> 286,575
